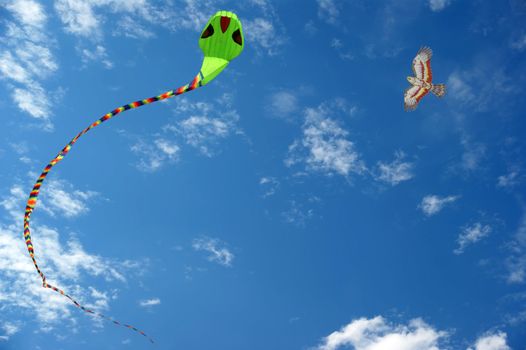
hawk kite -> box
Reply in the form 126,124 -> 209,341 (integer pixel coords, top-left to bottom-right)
404,46 -> 446,111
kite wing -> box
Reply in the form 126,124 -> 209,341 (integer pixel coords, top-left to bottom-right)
404,85 -> 429,111
412,46 -> 433,83
23,10 -> 244,343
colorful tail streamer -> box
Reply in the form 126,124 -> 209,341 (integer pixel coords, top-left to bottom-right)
23,73 -> 204,343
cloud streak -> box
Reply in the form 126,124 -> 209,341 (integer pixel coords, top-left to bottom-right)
286,101 -> 365,178
0,0 -> 57,126
315,316 -> 447,350
192,236 -> 234,267
419,195 -> 459,216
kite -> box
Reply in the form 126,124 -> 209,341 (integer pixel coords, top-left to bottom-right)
404,46 -> 446,111
22,10 -> 244,342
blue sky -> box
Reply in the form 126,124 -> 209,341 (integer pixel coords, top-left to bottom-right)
0,0 -> 525,349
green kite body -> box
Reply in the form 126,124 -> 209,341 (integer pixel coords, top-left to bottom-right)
22,10 -> 244,344
199,10 -> 244,85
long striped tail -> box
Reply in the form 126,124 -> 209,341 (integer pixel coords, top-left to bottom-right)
23,72 -> 204,343
431,83 -> 446,97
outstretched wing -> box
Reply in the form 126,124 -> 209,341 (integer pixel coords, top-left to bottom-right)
412,46 -> 433,83
404,85 -> 429,111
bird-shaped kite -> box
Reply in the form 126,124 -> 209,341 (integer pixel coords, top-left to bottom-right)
404,47 -> 446,111
23,10 -> 244,343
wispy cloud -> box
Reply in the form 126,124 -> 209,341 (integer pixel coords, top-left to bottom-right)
419,195 -> 459,216
267,91 -> 299,120
0,223 -> 125,325
163,95 -> 241,157
447,60 -> 519,114
245,0 -> 287,56
53,0 -> 177,38
53,0 -> 187,68
0,178 -> 96,220
497,170 -> 521,188
285,100 -> 365,178
507,209 -> 526,284
244,18 -> 284,56
460,135 -> 486,173
259,177 -> 280,198
317,0 -> 340,24
282,200 -> 313,227
454,222 -> 492,254
0,0 -> 57,127
0,181 -> 137,332
139,298 -> 161,307
0,321 -> 20,341
511,33 -> 526,51
428,0 -> 452,12
375,151 -> 415,186
192,236 -> 234,267
315,316 -> 447,350
40,179 -> 98,218
468,331 -> 510,350
78,45 -> 113,69
130,138 -> 180,172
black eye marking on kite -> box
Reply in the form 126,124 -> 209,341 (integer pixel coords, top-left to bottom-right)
232,29 -> 242,45
201,24 -> 214,39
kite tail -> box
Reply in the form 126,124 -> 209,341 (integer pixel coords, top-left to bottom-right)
431,84 -> 446,97
23,71 -> 205,343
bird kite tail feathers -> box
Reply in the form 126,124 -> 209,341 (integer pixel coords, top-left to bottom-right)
431,84 -> 446,97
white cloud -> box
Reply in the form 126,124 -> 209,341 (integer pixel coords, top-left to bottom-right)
15,41 -> 58,79
460,136 -> 486,172
447,62 -> 517,113
0,321 -> 20,341
0,178 -> 96,220
192,236 -> 234,267
317,0 -> 340,24
282,200 -> 313,227
139,298 -> 161,307
6,0 -> 47,28
259,177 -> 280,198
507,210 -> 526,284
39,179 -> 98,218
468,331 -> 510,350
244,0 -> 286,56
244,17 -> 284,56
54,0 -> 207,39
11,86 -> 52,123
428,0 -> 451,12
130,138 -> 180,172
448,72 -> 475,105
268,91 -> 298,119
511,33 -> 526,51
0,51 -> 32,84
0,223 -> 125,325
0,181 -> 138,333
79,45 -> 113,69
0,1 -> 57,124
286,101 -> 365,177
176,117 -> 230,154
419,195 -> 459,216
454,222 -> 492,254
53,0 -> 183,69
114,16 -> 155,39
375,151 -> 415,186
163,96 -> 241,157
54,0 -> 101,38
315,316 -> 447,350
497,170 -> 520,188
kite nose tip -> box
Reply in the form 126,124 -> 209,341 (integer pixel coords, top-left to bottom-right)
220,16 -> 231,33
